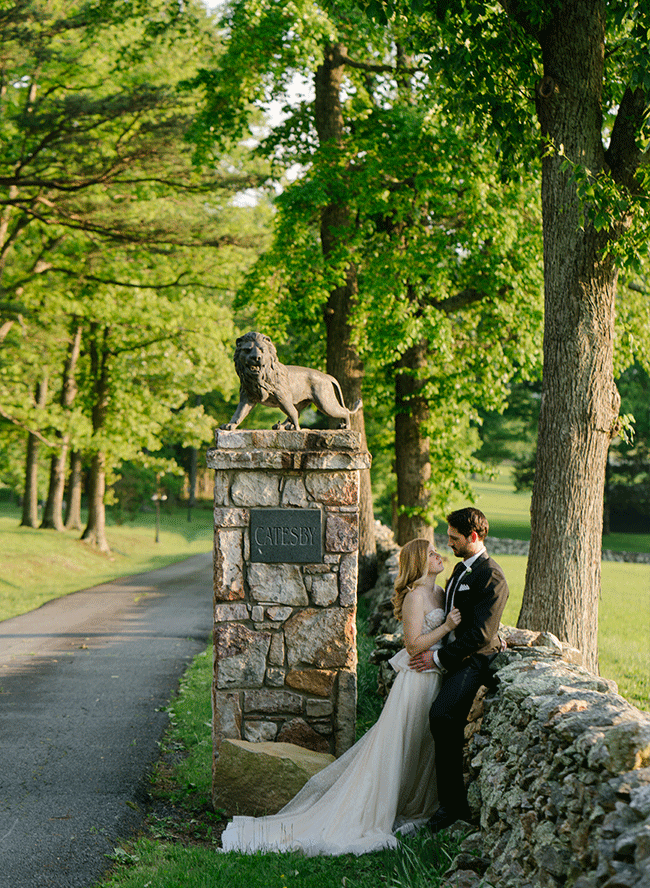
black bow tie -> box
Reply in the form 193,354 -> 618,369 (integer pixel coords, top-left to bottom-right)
448,562 -> 465,584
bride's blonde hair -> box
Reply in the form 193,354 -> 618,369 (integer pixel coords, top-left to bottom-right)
391,538 -> 430,621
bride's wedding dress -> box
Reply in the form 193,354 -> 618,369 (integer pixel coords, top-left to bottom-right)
220,608 -> 444,857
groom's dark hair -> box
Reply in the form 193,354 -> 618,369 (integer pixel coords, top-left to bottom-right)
447,507 -> 489,540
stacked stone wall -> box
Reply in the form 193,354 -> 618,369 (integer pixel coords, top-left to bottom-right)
206,429 -> 371,786
445,643 -> 650,888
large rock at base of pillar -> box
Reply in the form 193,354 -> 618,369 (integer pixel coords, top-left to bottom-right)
212,739 -> 335,816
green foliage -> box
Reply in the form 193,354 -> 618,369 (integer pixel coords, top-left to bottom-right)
0,432 -> 25,491
418,3 -> 650,289
501,363 -> 650,505
0,0 -> 272,503
616,275 -> 650,376
605,363 -> 650,532
353,1 -> 650,385
476,380 -> 541,466
546,143 -> 650,273
355,0 -> 543,171
111,460 -> 185,523
193,0 -> 544,525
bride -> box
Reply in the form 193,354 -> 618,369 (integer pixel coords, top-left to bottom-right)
220,538 -> 461,857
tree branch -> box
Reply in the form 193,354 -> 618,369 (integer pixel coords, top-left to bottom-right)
428,288 -> 487,313
0,404 -> 57,447
606,86 -> 650,193
339,49 -> 423,76
46,267 -> 203,290
499,0 -> 542,38
0,171 -> 263,194
8,203 -> 248,248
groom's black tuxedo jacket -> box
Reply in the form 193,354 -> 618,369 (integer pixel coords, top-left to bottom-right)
438,551 -> 509,674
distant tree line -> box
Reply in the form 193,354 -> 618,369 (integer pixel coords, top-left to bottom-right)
0,0 -> 271,551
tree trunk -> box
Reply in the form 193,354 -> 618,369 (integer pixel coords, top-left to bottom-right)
41,449 -> 68,531
187,445 -> 197,522
81,324 -> 111,552
325,271 -> 377,591
20,430 -> 41,528
187,395 -> 200,522
64,449 -> 83,530
20,377 -> 48,528
394,337 -> 433,545
81,450 -> 109,552
41,324 -> 82,530
517,3 -> 619,673
315,43 -> 377,591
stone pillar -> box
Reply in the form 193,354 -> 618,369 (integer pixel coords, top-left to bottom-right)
207,429 -> 371,779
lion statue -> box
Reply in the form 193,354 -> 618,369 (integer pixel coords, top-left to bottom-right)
220,331 -> 361,431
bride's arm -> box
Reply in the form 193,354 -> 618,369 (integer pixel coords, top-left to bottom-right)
402,591 -> 460,657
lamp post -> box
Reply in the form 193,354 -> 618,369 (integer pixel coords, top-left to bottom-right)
151,492 -> 167,543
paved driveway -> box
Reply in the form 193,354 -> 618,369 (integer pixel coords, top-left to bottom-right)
0,552 -> 214,888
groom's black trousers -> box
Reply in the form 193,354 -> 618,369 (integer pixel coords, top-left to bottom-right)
429,653 -> 496,813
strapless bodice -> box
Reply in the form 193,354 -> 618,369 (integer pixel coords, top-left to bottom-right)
388,607 -> 445,674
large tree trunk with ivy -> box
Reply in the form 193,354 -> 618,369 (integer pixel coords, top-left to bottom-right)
516,2 -> 629,673
316,43 -> 377,592
394,336 -> 433,545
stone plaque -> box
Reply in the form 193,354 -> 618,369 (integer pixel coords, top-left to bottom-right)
250,509 -> 322,563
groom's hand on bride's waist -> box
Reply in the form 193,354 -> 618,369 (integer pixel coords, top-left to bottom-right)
410,650 -> 435,672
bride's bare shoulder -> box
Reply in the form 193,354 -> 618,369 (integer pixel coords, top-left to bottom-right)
403,585 -> 426,608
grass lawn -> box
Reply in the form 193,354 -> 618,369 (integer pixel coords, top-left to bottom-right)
0,502 -> 214,622
102,840 -> 458,888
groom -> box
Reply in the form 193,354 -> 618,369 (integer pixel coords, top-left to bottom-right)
410,507 -> 509,833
